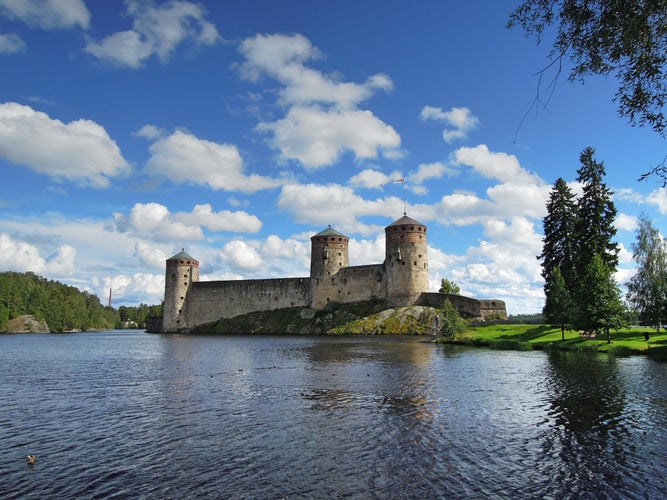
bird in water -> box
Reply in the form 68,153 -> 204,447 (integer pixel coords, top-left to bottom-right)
27,455 -> 36,465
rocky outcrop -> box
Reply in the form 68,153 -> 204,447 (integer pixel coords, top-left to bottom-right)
189,300 -> 440,335
4,315 -> 50,333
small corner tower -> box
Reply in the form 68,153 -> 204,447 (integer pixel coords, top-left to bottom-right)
310,226 -> 349,309
163,249 -> 199,332
385,215 -> 429,306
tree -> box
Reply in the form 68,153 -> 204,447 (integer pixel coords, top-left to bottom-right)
508,1 -> 667,137
538,177 -> 578,293
626,214 -> 667,334
438,278 -> 461,295
436,299 -> 467,339
574,147 -> 619,276
576,254 -> 626,343
543,266 -> 573,341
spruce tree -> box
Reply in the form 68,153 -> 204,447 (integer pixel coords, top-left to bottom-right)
539,177 -> 578,294
574,147 -> 619,274
626,214 -> 667,334
543,266 -> 573,341
578,254 -> 626,342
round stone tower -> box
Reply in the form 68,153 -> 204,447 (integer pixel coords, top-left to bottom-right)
384,215 -> 429,306
163,249 -> 199,332
310,226 -> 349,309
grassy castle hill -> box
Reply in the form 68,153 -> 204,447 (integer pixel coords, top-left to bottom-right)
447,323 -> 667,361
189,299 -> 667,361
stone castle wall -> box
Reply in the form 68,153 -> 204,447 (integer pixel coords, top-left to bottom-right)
313,264 -> 386,307
182,277 -> 311,326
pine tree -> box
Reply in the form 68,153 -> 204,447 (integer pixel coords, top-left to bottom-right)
539,178 -> 578,295
626,214 -> 667,334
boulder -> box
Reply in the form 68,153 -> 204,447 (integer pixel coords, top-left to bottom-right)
4,315 -> 50,333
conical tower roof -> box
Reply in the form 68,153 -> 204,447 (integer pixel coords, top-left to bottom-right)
387,215 -> 424,227
167,249 -> 198,262
312,225 -> 348,239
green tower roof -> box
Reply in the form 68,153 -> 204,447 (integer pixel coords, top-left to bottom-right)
312,225 -> 348,238
167,249 -> 198,261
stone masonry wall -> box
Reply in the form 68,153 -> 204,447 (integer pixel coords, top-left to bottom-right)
313,264 -> 385,307
182,277 -> 311,329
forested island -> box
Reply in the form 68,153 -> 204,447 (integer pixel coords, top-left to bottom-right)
0,271 -> 161,333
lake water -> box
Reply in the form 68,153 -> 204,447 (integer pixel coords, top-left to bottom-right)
1,330 -> 666,499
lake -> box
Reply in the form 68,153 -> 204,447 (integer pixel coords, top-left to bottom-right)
2,330 -> 666,498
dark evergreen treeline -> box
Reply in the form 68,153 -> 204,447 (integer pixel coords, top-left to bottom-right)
0,271 -> 163,332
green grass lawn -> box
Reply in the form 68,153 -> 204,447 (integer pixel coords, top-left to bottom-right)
446,323 -> 667,360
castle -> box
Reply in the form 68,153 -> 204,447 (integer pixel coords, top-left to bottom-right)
160,215 -> 506,332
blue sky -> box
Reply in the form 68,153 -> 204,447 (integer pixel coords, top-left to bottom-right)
1,0 -> 665,314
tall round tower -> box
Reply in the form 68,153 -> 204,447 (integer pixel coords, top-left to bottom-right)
384,215 -> 429,306
163,249 -> 199,332
310,226 -> 349,309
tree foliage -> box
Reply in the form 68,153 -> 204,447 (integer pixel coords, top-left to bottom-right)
577,254 -> 627,342
508,0 -> 667,137
539,177 -> 578,294
539,148 -> 625,339
0,271 -> 116,331
574,147 -> 619,274
626,214 -> 667,332
437,299 -> 467,339
543,266 -> 573,340
438,278 -> 461,295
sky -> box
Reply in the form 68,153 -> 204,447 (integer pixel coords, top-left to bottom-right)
1,0 -> 666,315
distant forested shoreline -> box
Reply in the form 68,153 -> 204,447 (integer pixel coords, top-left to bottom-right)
0,271 -> 161,332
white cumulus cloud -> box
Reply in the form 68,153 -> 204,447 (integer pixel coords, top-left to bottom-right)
145,130 -> 282,192
0,0 -> 90,29
0,102 -> 130,187
85,0 -> 220,68
0,32 -> 25,53
238,33 -> 401,168
420,105 -> 479,143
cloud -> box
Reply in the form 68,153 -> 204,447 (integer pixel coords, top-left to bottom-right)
238,33 -> 401,168
177,204 -> 262,233
278,183 -> 399,235
0,0 -> 90,29
0,32 -> 25,53
111,202 -> 262,242
453,144 -> 543,185
85,0 -> 220,68
134,124 -> 164,139
0,232 -> 76,276
95,272 -> 165,306
646,187 -> 667,214
238,33 -> 393,108
134,241 -> 167,270
615,213 -> 638,232
420,105 -> 479,143
348,169 -> 398,190
256,106 -> 401,168
0,102 -> 130,187
145,130 -> 282,192
220,240 -> 264,272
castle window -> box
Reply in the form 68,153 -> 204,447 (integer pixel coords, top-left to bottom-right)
413,261 -> 417,266
178,309 -> 182,313
402,261 -> 406,266
184,274 -> 188,278
410,226 -> 414,230
184,281 -> 188,285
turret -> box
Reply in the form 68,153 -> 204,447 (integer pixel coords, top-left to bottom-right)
310,226 -> 349,309
163,250 -> 199,332
384,215 -> 428,306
